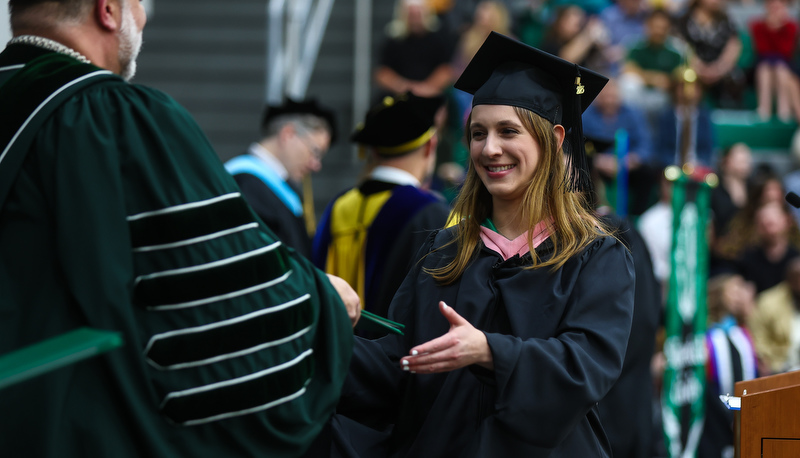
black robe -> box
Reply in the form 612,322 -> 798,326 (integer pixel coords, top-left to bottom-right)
233,172 -> 312,258
326,226 -> 635,457
598,214 -> 662,458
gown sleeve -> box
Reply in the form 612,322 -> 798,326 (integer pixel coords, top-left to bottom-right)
334,230 -> 442,427
479,237 -> 635,448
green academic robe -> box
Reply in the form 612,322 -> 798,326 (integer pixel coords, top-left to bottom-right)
0,44 -> 352,457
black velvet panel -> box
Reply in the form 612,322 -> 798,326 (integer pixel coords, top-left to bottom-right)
133,244 -> 290,309
146,296 -> 313,368
129,196 -> 254,249
161,351 -> 314,425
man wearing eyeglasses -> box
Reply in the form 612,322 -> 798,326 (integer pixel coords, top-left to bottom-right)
226,99 -> 336,258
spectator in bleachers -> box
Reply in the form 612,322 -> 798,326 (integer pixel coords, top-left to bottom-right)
374,0 -> 457,99
750,256 -> 800,374
750,0 -> 800,121
619,8 -> 685,125
700,273 -> 758,458
677,0 -> 745,108
714,172 -> 787,270
653,68 -> 716,170
452,1 -> 512,121
710,142 -> 754,242
453,1 -> 512,77
541,4 -> 616,75
638,171 -> 675,290
514,0 -> 554,48
735,201 -> 800,293
599,0 -> 652,72
583,78 -> 656,215
783,129 -> 800,225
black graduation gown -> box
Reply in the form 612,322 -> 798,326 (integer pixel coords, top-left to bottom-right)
330,226 -> 635,457
598,214 -> 662,458
233,172 -> 312,258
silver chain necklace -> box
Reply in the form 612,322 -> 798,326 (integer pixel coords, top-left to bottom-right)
7,35 -> 91,64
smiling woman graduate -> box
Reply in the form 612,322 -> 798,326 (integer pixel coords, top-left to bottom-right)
319,32 -> 635,458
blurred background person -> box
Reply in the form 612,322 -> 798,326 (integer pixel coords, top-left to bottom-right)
540,4 -> 616,75
638,171 -> 675,293
226,99 -> 335,258
374,0 -> 457,99
514,0 -> 553,49
653,68 -> 716,170
713,172 -> 789,274
677,0 -> 745,108
453,1 -> 512,76
598,0 -> 652,73
451,1 -> 513,122
700,273 -> 758,458
750,0 -> 800,122
783,130 -> 800,226
582,77 -> 656,215
619,8 -> 685,126
750,256 -> 800,374
710,142 -> 754,243
735,201 -> 800,293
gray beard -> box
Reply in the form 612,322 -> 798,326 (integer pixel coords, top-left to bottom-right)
118,7 -> 142,81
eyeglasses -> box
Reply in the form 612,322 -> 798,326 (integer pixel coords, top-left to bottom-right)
293,126 -> 327,160
298,136 -> 326,160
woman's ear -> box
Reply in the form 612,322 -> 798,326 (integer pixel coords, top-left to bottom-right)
553,124 -> 566,149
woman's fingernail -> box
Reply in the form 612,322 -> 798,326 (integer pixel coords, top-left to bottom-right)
403,366 -> 410,371
402,359 -> 409,366
442,302 -> 449,309
411,350 -> 418,356
410,371 -> 416,374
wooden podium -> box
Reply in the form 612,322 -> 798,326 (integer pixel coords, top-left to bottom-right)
735,370 -> 800,458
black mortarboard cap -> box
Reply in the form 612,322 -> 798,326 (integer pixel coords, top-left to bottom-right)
351,93 -> 444,156
261,98 -> 337,143
454,32 -> 608,192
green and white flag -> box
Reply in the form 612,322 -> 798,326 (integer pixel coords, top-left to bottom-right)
662,173 -> 711,458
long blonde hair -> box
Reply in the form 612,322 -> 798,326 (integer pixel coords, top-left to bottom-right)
427,106 -> 610,284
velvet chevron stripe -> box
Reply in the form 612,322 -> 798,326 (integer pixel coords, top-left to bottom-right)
127,193 -> 255,250
145,295 -> 314,370
160,349 -> 314,426
133,242 -> 291,309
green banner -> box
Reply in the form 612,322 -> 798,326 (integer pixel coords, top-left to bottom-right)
662,174 -> 710,457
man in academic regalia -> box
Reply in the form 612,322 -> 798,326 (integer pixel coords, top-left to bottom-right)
226,99 -> 336,258
0,1 -> 358,457
312,93 -> 451,330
